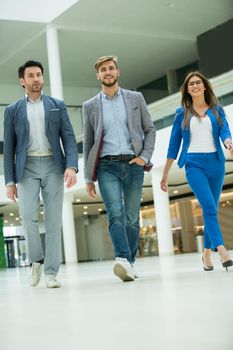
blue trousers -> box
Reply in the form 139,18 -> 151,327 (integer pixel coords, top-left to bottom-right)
185,152 -> 225,249
97,159 -> 144,263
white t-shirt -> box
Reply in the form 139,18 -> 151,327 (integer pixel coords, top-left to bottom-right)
188,115 -> 217,153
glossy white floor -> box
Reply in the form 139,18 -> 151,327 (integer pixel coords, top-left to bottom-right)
0,252 -> 233,350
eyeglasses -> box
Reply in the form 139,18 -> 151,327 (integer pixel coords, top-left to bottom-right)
188,80 -> 203,87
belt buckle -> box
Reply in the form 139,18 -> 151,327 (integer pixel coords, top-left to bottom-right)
112,155 -> 118,161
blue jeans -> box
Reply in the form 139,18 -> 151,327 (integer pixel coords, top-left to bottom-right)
185,152 -> 225,249
97,159 -> 144,263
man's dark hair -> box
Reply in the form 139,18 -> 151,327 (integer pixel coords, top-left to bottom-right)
18,60 -> 44,79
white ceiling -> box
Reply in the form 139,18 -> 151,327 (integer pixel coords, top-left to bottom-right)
0,0 -> 232,88
0,0 -> 78,23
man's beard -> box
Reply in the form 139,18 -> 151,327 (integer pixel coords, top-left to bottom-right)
101,77 -> 118,87
32,83 -> 43,92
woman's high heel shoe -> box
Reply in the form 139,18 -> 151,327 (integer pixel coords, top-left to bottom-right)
221,259 -> 233,271
202,256 -> 214,271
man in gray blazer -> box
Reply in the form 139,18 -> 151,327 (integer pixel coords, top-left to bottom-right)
4,60 -> 78,288
83,55 -> 156,282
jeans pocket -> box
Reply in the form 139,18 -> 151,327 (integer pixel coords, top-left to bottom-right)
98,159 -> 111,166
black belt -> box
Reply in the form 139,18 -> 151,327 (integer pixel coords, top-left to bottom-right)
101,154 -> 135,161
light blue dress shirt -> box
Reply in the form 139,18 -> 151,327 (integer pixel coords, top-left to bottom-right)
26,92 -> 52,155
100,89 -> 135,157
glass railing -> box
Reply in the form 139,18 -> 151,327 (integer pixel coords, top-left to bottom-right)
154,91 -> 233,130
0,70 -> 232,161
0,104 -> 83,142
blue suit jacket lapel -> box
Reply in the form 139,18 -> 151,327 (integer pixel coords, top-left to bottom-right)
43,95 -> 50,130
206,109 -> 218,135
19,98 -> 29,130
183,113 -> 191,146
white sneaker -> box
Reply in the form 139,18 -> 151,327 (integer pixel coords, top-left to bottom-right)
45,275 -> 61,288
133,265 -> 139,278
113,257 -> 135,282
30,262 -> 43,287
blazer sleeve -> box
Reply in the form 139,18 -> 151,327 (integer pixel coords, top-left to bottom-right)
3,106 -> 16,184
217,105 -> 232,144
59,101 -> 78,171
167,107 -> 183,159
82,102 -> 94,182
138,93 -> 156,161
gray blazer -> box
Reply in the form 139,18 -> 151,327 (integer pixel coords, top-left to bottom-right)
4,94 -> 78,184
82,88 -> 156,182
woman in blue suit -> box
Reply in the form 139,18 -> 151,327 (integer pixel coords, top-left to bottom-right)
160,71 -> 233,271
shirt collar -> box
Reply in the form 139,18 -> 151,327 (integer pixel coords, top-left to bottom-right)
25,91 -> 43,103
101,88 -> 121,100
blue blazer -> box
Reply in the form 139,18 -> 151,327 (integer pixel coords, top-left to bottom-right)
167,105 -> 232,168
3,94 -> 78,184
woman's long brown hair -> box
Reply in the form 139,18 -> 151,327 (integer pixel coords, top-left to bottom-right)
180,71 -> 222,129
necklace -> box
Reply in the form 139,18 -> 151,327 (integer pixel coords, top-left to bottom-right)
193,106 -> 209,118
